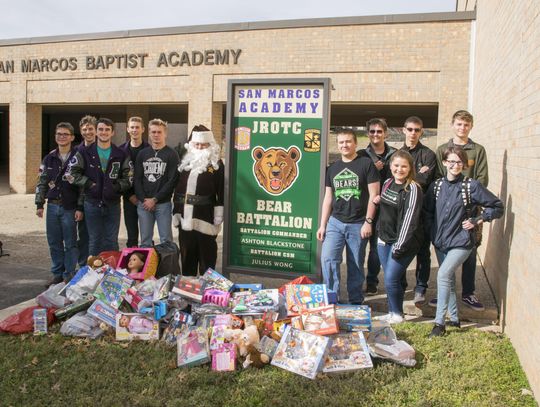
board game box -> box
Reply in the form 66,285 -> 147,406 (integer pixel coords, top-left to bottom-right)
177,326 -> 211,368
323,331 -> 373,373
271,326 -> 329,380
285,284 -> 328,316
300,305 -> 339,336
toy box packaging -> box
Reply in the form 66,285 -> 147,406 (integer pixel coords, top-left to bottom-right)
123,287 -> 152,312
93,270 -> 134,309
115,312 -> 159,341
300,305 -> 339,336
171,276 -> 206,302
209,314 -> 233,351
201,268 -> 234,292
87,299 -> 117,327
202,289 -> 231,307
162,310 -> 193,346
211,343 -> 237,372
116,247 -> 159,280
285,284 -> 328,316
271,326 -> 329,380
33,308 -> 48,335
177,326 -> 211,368
335,304 -> 372,332
257,335 -> 279,358
232,283 -> 263,292
261,311 -> 278,336
231,289 -> 279,314
291,316 -> 304,330
323,332 -> 373,373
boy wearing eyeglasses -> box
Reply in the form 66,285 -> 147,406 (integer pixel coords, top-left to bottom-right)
400,116 -> 436,306
35,122 -> 83,286
358,118 -> 396,295
431,110 -> 489,311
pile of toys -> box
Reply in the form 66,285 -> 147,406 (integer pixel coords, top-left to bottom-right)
2,247 -> 416,379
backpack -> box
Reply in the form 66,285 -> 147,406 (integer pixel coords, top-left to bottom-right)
153,241 -> 181,278
433,177 -> 483,246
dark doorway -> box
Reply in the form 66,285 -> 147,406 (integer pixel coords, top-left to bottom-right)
41,104 -> 189,156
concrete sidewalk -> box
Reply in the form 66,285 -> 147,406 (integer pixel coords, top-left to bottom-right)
0,193 -> 500,327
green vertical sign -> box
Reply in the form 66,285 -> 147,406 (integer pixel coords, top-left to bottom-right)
223,79 -> 330,279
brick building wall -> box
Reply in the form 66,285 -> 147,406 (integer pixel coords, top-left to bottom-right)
0,14 -> 472,192
471,0 -> 540,397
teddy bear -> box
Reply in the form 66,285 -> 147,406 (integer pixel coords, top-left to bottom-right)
86,255 -> 104,269
223,324 -> 270,368
243,344 -> 270,369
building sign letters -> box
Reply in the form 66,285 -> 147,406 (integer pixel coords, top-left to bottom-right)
0,49 -> 242,74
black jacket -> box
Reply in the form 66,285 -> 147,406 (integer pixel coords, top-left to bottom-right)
68,143 -> 133,206
400,142 -> 436,191
35,147 -> 82,211
378,178 -> 424,259
424,174 -> 504,251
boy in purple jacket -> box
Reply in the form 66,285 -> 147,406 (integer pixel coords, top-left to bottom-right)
67,118 -> 133,256
35,122 -> 83,285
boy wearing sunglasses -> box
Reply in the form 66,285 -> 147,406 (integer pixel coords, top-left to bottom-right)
358,118 -> 396,295
400,116 -> 437,307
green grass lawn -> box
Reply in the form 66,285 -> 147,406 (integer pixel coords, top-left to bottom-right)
0,322 -> 535,407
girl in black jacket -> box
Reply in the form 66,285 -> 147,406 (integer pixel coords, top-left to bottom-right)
424,146 -> 503,337
376,150 -> 424,324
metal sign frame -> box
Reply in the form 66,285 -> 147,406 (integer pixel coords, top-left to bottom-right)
222,77 -> 331,280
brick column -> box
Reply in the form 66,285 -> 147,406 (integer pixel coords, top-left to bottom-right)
211,102 -> 224,145
187,74 -> 218,141
9,84 -> 42,193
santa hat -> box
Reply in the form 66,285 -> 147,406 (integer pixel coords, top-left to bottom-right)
190,129 -> 215,144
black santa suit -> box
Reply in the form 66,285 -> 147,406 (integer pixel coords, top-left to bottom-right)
173,160 -> 224,275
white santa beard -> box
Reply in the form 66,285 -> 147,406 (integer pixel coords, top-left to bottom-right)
179,144 -> 220,174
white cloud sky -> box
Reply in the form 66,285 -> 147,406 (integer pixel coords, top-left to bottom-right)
0,0 -> 456,40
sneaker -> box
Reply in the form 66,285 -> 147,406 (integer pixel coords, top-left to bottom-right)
429,323 -> 446,338
413,292 -> 426,307
428,298 -> 437,308
46,275 -> 63,287
461,295 -> 485,311
377,312 -> 404,324
365,284 -> 378,295
447,320 -> 461,328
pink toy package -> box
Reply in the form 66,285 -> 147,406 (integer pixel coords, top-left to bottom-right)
202,289 -> 231,307
116,248 -> 159,281
212,343 -> 237,372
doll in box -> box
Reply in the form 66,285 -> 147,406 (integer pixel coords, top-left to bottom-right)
127,252 -> 147,281
118,314 -> 154,334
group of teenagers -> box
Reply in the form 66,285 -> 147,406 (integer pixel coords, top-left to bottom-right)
35,115 -> 225,289
36,109 -> 504,338
317,110 -> 503,337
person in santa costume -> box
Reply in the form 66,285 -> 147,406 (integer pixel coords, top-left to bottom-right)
173,125 -> 224,276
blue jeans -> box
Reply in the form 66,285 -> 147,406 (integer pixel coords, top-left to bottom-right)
321,216 -> 368,304
46,203 -> 78,279
365,229 -> 381,285
434,247 -> 472,325
377,241 -> 415,314
77,218 -> 89,268
84,201 -> 121,256
461,247 -> 477,297
137,201 -> 173,247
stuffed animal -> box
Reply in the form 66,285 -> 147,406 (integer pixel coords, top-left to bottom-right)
87,256 -> 104,269
223,324 -> 270,369
243,344 -> 270,369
